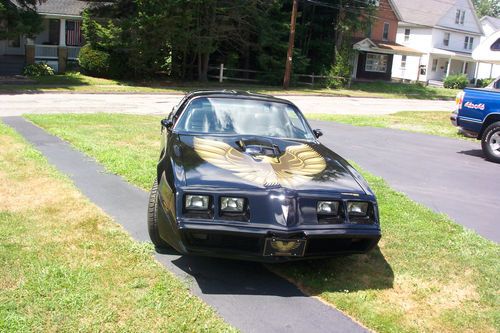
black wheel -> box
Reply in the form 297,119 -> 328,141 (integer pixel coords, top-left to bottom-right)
147,181 -> 171,249
481,121 -> 500,164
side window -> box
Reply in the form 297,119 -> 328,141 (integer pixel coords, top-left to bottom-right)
286,110 -> 302,129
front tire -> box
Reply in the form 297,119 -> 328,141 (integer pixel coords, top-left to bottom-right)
481,121 -> 500,164
147,181 -> 171,250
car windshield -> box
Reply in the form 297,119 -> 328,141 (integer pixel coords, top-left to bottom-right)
174,97 -> 314,140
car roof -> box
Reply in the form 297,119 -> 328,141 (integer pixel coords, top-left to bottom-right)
184,90 -> 292,105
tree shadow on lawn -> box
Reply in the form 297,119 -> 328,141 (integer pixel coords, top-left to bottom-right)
167,246 -> 393,297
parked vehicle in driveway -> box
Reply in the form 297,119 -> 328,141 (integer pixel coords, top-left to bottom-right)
451,77 -> 500,163
147,90 -> 381,262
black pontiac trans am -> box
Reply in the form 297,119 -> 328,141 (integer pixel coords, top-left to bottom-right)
148,90 -> 381,262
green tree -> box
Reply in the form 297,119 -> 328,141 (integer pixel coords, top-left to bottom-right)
0,0 -> 43,39
472,0 -> 500,18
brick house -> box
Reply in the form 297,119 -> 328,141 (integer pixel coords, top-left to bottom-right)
351,0 -> 422,80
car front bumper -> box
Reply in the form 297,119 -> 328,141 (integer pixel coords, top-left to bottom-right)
450,110 -> 458,127
160,214 -> 381,262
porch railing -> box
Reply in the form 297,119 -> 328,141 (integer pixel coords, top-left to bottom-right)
67,46 -> 81,60
35,45 -> 58,59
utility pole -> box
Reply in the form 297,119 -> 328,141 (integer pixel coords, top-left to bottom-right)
283,0 -> 299,90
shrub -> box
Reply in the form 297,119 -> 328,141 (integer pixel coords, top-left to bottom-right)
443,74 -> 469,89
326,43 -> 353,89
476,78 -> 494,88
23,63 -> 54,77
78,44 -> 110,77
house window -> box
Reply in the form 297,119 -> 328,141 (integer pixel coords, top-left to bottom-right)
7,36 -> 20,48
456,9 -> 465,24
383,22 -> 390,41
443,32 -> 450,46
464,36 -> 474,50
491,38 -> 500,51
401,55 -> 407,69
404,28 -> 410,42
365,53 -> 388,73
432,59 -> 438,71
464,62 -> 469,74
366,24 -> 372,38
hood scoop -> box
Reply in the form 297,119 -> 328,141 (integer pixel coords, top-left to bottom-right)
237,138 -> 281,158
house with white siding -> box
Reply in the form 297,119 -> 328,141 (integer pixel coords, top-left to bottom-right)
0,0 -> 86,75
475,16 -> 500,79
390,0 -> 484,84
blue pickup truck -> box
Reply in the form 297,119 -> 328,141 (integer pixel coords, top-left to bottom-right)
451,77 -> 500,163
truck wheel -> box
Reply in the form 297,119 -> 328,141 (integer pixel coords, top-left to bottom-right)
147,181 -> 171,250
481,121 -> 500,164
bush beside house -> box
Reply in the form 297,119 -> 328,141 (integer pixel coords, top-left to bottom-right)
444,74 -> 469,89
78,44 -> 111,77
22,63 -> 54,77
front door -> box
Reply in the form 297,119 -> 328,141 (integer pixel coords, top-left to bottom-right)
48,19 -> 60,45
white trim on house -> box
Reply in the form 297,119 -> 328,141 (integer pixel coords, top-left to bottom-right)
37,13 -> 83,19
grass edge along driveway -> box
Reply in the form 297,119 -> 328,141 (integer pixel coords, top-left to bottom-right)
0,121 -> 235,332
25,113 -> 500,333
305,111 -> 473,141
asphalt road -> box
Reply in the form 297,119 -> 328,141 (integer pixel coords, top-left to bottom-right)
311,120 -> 500,243
0,92 -> 454,116
3,116 -> 368,333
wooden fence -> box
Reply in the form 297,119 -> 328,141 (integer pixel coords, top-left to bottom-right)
207,64 -> 348,87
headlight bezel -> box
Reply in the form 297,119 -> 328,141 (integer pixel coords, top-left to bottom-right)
184,194 -> 210,211
347,200 -> 376,225
347,201 -> 369,217
316,201 -> 340,216
220,196 -> 246,213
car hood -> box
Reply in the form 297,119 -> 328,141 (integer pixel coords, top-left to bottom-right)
174,134 -> 367,195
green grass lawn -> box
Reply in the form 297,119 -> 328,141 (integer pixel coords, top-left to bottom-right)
0,72 -> 458,100
306,111 -> 473,141
0,121 -> 235,332
26,113 -> 499,333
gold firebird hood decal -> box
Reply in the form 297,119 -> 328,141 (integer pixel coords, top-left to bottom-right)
193,137 -> 326,187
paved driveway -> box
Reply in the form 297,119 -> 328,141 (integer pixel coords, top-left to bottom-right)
311,121 -> 500,243
0,93 -> 454,116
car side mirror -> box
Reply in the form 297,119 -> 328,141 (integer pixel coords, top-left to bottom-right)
161,118 -> 174,132
313,129 -> 323,138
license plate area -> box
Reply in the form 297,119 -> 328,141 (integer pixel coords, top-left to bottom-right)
263,238 -> 307,257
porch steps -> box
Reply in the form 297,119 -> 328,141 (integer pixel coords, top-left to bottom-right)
0,55 -> 25,76
427,80 -> 444,88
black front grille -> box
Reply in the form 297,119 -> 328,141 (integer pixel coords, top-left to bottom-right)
306,238 -> 375,255
185,232 -> 261,253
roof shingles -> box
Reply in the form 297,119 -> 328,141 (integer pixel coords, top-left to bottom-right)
15,0 -> 88,16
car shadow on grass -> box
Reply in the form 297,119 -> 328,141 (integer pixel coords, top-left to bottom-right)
272,247 -> 394,295
166,246 -> 393,297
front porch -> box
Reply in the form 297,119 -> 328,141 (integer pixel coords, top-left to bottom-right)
28,17 -> 84,72
352,38 -> 423,81
426,48 -> 477,84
